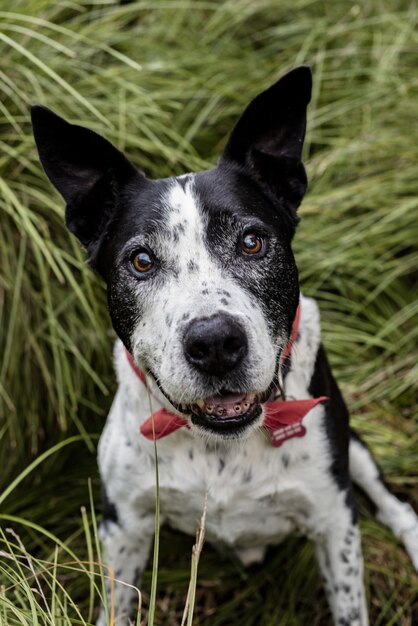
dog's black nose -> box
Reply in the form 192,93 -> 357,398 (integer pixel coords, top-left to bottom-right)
184,314 -> 248,377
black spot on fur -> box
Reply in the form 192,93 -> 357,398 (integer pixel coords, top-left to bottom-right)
218,458 -> 225,474
220,298 -> 229,306
187,260 -> 198,273
340,549 -> 349,563
282,453 -> 290,468
188,448 -> 194,460
174,222 -> 185,235
337,615 -> 359,626
165,314 -> 172,327
119,546 -> 126,554
182,312 -> 190,321
348,609 -> 360,621
345,567 -> 359,577
242,468 -> 252,483
133,567 -> 141,584
101,485 -> 119,526
201,289 -> 209,295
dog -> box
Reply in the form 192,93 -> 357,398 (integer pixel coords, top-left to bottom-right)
31,66 -> 418,625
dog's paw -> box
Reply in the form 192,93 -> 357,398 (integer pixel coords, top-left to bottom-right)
377,500 -> 418,571
236,546 -> 266,567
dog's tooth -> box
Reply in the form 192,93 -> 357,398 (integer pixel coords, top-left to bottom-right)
196,399 -> 205,409
247,393 -> 255,402
243,402 -> 250,411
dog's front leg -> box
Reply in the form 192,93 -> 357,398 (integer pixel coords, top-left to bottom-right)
96,512 -> 154,626
313,504 -> 368,626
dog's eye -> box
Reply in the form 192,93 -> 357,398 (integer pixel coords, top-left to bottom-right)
241,232 -> 264,255
131,250 -> 155,274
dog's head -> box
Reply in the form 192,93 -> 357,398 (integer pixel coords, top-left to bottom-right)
32,66 -> 311,440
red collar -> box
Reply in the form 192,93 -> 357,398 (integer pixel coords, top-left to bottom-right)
126,303 -> 327,447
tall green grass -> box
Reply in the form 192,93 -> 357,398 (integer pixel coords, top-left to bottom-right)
0,0 -> 417,624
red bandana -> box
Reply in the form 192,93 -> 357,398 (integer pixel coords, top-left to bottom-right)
126,303 -> 328,447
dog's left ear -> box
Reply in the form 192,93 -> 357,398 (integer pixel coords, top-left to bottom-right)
221,66 -> 312,221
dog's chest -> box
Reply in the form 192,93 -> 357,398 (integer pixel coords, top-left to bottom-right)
113,412 -> 332,549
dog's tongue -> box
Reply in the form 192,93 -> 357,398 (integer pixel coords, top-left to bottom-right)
199,392 -> 254,418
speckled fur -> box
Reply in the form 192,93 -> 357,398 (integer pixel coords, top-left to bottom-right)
127,178 -> 279,409
95,180 -> 418,625
31,68 -> 418,626
99,294 -> 369,626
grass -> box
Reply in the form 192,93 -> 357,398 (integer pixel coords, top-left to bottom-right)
0,0 -> 417,624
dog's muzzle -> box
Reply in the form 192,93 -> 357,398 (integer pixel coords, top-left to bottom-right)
189,389 -> 264,434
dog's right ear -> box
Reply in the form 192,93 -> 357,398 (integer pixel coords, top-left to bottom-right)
220,66 -> 312,223
31,106 -> 140,259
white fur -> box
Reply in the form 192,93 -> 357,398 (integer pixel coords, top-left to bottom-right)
98,297 -> 371,625
128,178 -> 278,409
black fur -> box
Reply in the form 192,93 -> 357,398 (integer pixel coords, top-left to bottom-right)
221,65 -> 311,225
31,105 -> 139,265
308,346 -> 351,488
101,484 -> 119,526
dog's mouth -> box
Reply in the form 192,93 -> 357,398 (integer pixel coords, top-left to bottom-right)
187,387 -> 273,435
194,391 -> 257,418
147,367 -> 277,437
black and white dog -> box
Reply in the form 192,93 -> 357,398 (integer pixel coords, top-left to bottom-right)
32,67 -> 418,625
